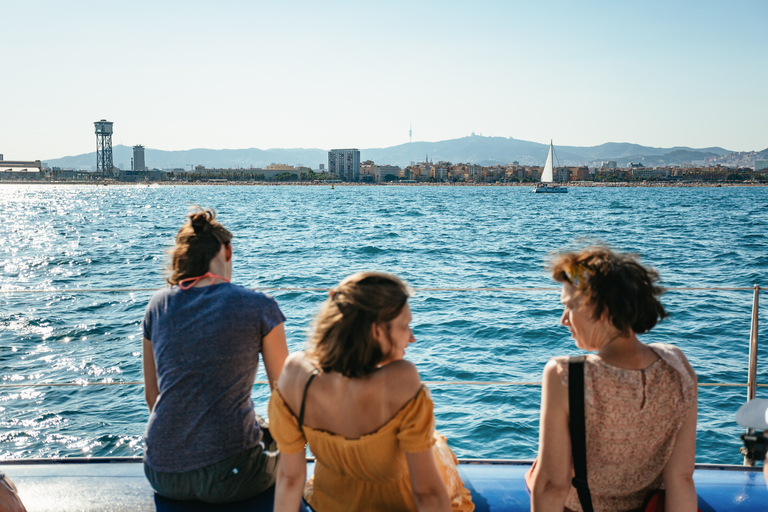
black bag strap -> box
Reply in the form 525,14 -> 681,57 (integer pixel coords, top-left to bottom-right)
569,355 -> 594,512
298,368 -> 321,430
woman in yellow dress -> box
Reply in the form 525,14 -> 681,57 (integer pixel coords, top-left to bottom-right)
268,272 -> 474,512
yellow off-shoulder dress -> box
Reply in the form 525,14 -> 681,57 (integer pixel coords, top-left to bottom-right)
268,384 -> 474,512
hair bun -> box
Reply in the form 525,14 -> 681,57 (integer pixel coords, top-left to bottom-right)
189,209 -> 214,235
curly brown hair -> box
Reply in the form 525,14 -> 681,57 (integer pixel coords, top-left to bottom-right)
166,208 -> 232,286
551,247 -> 667,334
307,272 -> 411,378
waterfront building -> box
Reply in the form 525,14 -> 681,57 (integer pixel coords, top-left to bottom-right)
466,164 -> 481,182
433,161 -> 451,181
597,168 -> 631,181
555,167 -> 570,182
266,163 -> 295,171
480,165 -> 505,182
404,165 -> 423,181
632,168 -> 670,180
118,169 -> 167,182
132,145 -> 146,171
376,164 -> 401,182
358,160 -> 400,182
570,166 -> 591,181
328,149 -> 360,180
50,169 -> 95,181
600,160 -> 618,170
450,165 -> 468,182
360,160 -> 375,181
0,159 -> 43,180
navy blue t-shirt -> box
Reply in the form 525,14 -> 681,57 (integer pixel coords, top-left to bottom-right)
142,283 -> 285,472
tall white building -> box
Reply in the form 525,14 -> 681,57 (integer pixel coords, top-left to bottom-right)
132,145 -> 146,171
328,149 -> 360,180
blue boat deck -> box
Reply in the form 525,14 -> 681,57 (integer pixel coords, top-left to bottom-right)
2,458 -> 766,511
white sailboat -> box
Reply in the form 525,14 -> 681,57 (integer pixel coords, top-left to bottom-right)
533,140 -> 567,193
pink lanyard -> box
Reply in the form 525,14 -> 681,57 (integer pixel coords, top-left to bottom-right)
178,272 -> 230,290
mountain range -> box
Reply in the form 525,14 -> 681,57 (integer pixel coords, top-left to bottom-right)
42,135 -> 767,171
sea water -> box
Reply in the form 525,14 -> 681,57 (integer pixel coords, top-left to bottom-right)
1,184 -> 766,464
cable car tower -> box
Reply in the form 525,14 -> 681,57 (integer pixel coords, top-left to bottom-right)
94,120 -> 114,174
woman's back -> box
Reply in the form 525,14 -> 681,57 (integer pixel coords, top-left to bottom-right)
271,357 -> 441,511
270,353 -> 473,512
278,352 -> 423,438
555,343 -> 696,511
144,283 -> 283,472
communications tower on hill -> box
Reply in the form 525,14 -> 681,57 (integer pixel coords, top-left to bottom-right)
94,120 -> 114,173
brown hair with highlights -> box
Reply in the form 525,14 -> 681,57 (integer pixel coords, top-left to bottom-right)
307,272 -> 411,378
167,208 -> 232,286
551,247 -> 667,334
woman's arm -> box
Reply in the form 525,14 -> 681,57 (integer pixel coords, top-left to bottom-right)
262,322 -> 289,390
663,361 -> 698,511
529,359 -> 573,512
406,448 -> 451,512
273,451 -> 306,512
142,337 -> 159,412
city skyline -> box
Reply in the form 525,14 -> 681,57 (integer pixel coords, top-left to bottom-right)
2,0 -> 766,162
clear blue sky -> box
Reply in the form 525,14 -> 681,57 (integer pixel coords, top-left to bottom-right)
2,0 -> 766,161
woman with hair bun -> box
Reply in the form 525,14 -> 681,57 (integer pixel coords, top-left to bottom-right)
142,208 -> 289,503
269,272 -> 474,512
527,247 -> 698,512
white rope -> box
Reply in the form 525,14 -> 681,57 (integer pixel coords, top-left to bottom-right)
0,286 -> 761,391
1,380 -> 763,389
0,286 -> 759,294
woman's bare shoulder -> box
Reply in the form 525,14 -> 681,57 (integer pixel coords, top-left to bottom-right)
375,360 -> 424,409
277,352 -> 318,405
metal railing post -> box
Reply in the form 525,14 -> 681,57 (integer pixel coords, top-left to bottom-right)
747,285 -> 760,403
744,284 -> 760,466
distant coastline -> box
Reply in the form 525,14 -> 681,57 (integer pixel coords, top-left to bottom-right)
1,181 -> 765,188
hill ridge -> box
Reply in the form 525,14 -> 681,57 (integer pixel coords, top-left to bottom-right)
41,135 -> 762,170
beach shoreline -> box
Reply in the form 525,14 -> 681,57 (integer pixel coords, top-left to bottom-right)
1,180 -> 765,188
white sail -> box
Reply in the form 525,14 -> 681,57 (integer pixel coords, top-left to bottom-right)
540,141 -> 554,183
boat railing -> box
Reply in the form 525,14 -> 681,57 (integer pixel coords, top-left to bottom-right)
1,284 -> 763,464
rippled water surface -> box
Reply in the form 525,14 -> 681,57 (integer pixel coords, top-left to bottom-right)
1,184 -> 767,464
